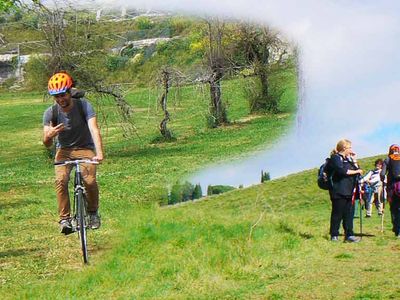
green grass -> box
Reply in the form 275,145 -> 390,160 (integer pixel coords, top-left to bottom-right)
1,77 -> 399,298
4,157 -> 398,299
0,76 -> 298,298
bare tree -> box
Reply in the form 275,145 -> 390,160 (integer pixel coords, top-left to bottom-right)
158,67 -> 173,140
237,23 -> 288,113
26,1 -> 137,137
205,18 -> 228,128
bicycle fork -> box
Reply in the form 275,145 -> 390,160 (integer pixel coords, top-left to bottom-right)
71,165 -> 87,231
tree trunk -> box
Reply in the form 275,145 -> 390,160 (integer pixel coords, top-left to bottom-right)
207,19 -> 228,127
159,69 -> 172,139
209,70 -> 227,127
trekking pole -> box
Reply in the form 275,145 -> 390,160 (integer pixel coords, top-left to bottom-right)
351,174 -> 360,238
360,197 -> 363,239
356,174 -> 363,239
381,184 -> 385,233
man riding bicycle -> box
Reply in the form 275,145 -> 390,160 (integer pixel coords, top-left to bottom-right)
42,72 -> 104,235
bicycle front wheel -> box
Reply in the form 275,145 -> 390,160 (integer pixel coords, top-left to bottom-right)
77,189 -> 89,264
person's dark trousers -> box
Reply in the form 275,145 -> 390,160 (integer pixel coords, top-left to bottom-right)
390,195 -> 400,235
330,196 -> 355,237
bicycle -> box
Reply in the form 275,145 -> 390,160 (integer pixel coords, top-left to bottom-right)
54,159 -> 99,264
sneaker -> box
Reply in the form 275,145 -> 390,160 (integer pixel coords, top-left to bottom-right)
59,219 -> 74,235
89,212 -> 101,229
345,236 -> 361,243
365,214 -> 371,218
331,236 -> 339,242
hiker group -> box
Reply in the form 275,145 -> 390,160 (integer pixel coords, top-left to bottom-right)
318,139 -> 400,242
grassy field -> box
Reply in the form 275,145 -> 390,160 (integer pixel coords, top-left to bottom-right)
0,75 -> 301,298
3,73 -> 398,299
2,85 -> 399,299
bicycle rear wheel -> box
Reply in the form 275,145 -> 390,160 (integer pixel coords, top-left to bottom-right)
77,189 -> 89,264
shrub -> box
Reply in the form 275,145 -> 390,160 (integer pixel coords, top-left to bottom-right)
168,17 -> 194,35
11,10 -> 22,22
135,17 -> 153,30
207,185 -> 236,195
0,76 -> 17,90
106,55 -> 129,71
151,186 -> 169,206
22,14 -> 39,29
23,54 -> 51,91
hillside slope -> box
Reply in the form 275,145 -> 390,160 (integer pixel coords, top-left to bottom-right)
5,154 -> 398,299
0,75 -> 298,298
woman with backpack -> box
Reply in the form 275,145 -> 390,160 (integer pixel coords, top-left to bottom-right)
380,144 -> 400,237
326,139 -> 364,242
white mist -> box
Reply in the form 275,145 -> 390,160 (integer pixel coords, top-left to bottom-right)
61,0 -> 400,187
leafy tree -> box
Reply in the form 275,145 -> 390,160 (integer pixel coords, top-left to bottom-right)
169,182 -> 182,204
0,0 -> 41,12
261,170 -> 271,183
0,0 -> 20,12
181,181 -> 195,202
192,184 -> 203,199
207,185 -> 213,196
168,181 -> 195,203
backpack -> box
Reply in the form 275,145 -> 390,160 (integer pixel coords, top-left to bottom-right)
389,154 -> 400,181
362,182 -> 372,200
317,158 -> 333,190
51,89 -> 87,126
393,181 -> 400,197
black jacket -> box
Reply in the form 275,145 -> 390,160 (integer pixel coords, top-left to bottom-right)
380,156 -> 400,186
381,157 -> 390,184
327,153 -> 359,198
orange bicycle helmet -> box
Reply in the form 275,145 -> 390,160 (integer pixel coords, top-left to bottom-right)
48,72 -> 73,95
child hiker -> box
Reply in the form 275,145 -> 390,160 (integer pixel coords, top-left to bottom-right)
361,159 -> 384,218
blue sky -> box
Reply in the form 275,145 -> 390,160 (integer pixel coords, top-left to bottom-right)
62,0 -> 400,186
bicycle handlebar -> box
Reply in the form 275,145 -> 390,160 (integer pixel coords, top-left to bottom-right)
54,159 -> 99,166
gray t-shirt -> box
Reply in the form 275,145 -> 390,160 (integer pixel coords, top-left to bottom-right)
43,99 -> 96,149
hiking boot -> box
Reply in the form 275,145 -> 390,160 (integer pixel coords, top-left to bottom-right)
59,219 -> 74,235
89,212 -> 101,230
330,236 -> 339,242
345,236 -> 361,243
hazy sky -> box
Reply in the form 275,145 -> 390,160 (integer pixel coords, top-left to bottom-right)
50,0 -> 400,186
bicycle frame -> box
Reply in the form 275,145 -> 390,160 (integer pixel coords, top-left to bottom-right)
72,162 -> 86,228
54,159 -> 98,264
72,162 -> 87,230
